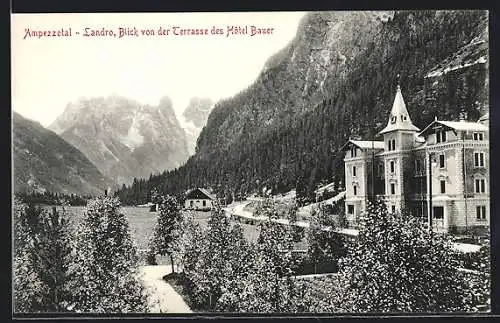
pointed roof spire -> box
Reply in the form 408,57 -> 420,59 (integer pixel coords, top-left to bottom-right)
378,82 -> 420,135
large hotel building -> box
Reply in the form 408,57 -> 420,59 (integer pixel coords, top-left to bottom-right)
343,85 -> 489,234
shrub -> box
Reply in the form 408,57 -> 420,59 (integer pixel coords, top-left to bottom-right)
338,201 -> 479,313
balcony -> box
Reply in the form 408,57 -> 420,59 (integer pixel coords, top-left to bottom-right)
414,170 -> 426,177
410,193 -> 427,201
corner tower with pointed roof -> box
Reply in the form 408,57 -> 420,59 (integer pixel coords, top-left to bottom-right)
378,84 -> 420,214
378,85 -> 420,136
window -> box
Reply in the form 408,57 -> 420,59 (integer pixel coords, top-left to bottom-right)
439,154 -> 445,168
433,206 -> 444,219
391,116 -> 397,124
190,200 -> 193,207
353,185 -> 358,196
436,131 -> 447,143
474,152 -> 485,167
352,166 -> 357,177
391,205 -> 396,213
475,179 -> 486,193
476,206 -> 486,220
390,183 -> 396,195
203,200 -> 206,207
347,205 -> 355,215
473,132 -> 484,141
415,159 -> 422,173
351,147 -> 357,157
390,160 -> 395,173
440,180 -> 446,194
387,140 -> 391,151
392,139 -> 396,151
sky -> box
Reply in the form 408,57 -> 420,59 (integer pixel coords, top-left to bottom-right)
11,12 -> 306,127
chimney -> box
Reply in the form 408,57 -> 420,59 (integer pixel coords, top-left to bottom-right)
459,110 -> 468,122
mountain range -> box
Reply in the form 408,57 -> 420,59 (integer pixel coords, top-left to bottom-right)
49,95 -> 190,185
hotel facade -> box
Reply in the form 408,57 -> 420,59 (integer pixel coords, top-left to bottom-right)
343,86 -> 489,234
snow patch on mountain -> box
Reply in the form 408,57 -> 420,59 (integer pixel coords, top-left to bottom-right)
425,35 -> 487,79
426,56 -> 487,78
181,97 -> 214,155
122,113 -> 145,151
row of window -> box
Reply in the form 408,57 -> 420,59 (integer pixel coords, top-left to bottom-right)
378,131 -> 485,155
436,130 -> 485,143
347,204 -> 487,221
438,179 -> 486,194
351,178 -> 486,196
364,151 -> 484,178
189,200 -> 208,206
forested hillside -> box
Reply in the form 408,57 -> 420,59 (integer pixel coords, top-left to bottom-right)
116,10 -> 488,205
13,112 -> 114,195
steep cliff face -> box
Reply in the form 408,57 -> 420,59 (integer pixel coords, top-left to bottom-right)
181,97 -> 214,155
197,11 -> 393,154
49,95 -> 189,185
116,10 -> 489,203
13,112 -> 114,195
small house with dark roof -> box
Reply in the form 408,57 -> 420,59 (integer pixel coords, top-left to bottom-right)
184,188 -> 216,211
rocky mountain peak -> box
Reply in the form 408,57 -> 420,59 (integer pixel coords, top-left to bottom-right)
49,95 -> 189,185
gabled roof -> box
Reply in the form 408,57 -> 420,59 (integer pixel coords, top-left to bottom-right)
342,139 -> 385,151
186,188 -> 216,200
378,86 -> 420,135
419,120 -> 489,136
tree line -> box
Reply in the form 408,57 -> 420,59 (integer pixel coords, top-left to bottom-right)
16,191 -> 92,206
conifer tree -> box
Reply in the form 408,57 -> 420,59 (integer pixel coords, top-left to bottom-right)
13,200 -> 73,312
67,196 -> 148,313
149,195 -> 183,273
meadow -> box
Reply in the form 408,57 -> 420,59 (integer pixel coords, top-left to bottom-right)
61,206 -> 266,251
61,205 -> 307,257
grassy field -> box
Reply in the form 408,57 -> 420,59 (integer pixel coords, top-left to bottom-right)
56,205 -> 306,262
58,206 -> 158,251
